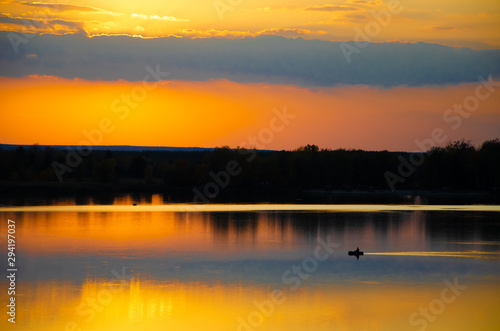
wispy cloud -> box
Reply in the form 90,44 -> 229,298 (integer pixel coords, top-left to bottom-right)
177,28 -> 325,39
1,2 -> 189,36
131,13 -> 188,22
0,13 -> 84,33
304,5 -> 361,12
19,2 -> 111,13
258,28 -> 326,37
348,0 -> 380,7
344,13 -> 367,20
433,26 -> 458,31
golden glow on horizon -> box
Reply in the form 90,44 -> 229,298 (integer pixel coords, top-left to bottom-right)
0,0 -> 499,48
0,76 -> 499,151
0,77 -> 258,148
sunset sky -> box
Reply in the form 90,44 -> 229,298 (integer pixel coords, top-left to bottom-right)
0,0 -> 499,151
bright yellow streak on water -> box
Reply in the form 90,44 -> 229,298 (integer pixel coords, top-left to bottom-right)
1,204 -> 500,213
4,279 -> 500,331
365,251 -> 500,260
441,241 -> 500,245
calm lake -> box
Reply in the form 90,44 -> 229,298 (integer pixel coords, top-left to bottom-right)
1,196 -> 499,331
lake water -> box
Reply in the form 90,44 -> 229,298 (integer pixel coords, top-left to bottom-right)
1,196 -> 499,330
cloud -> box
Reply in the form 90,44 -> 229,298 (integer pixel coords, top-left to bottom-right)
0,32 -> 499,87
344,14 -> 367,20
131,13 -> 188,22
19,2 -> 107,12
348,0 -> 380,7
176,28 -> 325,39
178,28 -> 252,39
434,26 -> 458,31
257,28 -> 323,38
6,2 -> 188,36
304,5 -> 361,12
0,14 -> 84,33
0,15 -> 22,24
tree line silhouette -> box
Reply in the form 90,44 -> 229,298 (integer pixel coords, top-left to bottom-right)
0,139 -> 499,194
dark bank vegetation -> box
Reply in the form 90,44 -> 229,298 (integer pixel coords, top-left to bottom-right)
0,139 -> 499,197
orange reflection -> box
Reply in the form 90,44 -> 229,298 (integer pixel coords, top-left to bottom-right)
7,204 -> 495,257
10,210 -> 301,256
2,277 -> 500,331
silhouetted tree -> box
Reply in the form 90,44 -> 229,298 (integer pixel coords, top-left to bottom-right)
128,156 -> 148,179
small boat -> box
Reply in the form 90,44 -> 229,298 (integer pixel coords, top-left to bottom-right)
348,247 -> 364,259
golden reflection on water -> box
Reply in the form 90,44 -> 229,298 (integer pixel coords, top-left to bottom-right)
3,278 -> 500,331
1,203 -> 499,330
365,251 -> 500,260
13,211 -> 305,255
6,207 -> 440,257
442,241 -> 500,246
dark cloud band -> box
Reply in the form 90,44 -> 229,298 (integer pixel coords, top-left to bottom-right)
0,32 -> 499,87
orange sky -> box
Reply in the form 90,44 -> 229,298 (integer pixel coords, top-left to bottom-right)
1,1 -> 499,150
1,0 -> 499,49
1,75 -> 499,151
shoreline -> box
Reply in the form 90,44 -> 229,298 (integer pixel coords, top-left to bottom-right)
1,180 -> 499,206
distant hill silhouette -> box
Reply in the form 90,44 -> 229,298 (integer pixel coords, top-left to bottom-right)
0,144 -> 211,152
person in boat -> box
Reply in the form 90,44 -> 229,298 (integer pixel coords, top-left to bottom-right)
348,247 -> 363,259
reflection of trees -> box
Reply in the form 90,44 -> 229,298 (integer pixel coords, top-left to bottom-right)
204,210 -> 499,249
424,211 -> 500,242
208,212 -> 259,239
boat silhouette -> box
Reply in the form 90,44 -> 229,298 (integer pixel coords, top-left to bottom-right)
348,247 -> 364,259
